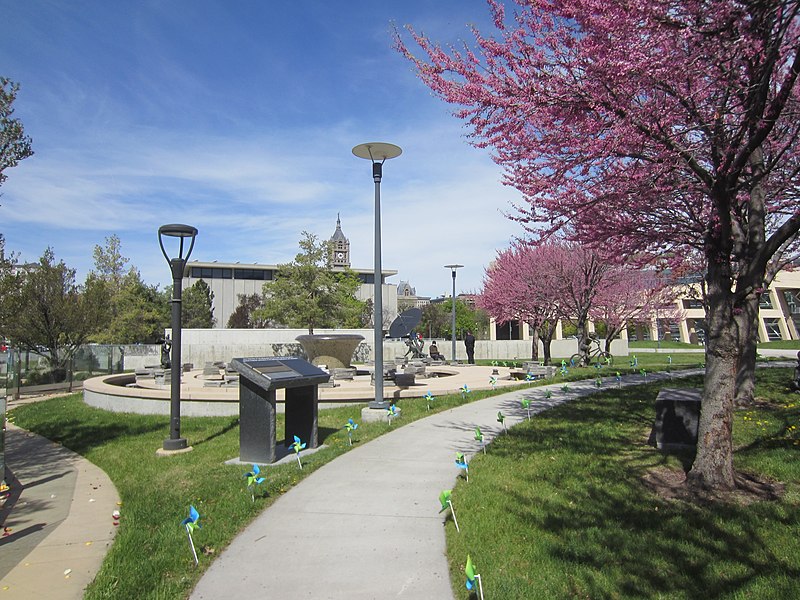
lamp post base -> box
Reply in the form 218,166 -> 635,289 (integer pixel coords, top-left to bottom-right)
161,437 -> 189,452
367,400 -> 390,410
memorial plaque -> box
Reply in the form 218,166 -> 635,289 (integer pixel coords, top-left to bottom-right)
231,357 -> 330,464
650,388 -> 701,451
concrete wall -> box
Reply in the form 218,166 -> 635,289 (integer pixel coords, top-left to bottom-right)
162,329 -> 629,367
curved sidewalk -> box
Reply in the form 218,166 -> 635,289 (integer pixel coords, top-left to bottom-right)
0,424 -> 120,598
191,368 -> 701,600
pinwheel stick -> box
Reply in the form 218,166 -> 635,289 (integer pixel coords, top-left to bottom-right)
185,525 -> 198,566
348,432 -> 353,446
296,453 -> 303,469
475,573 -> 485,600
448,500 -> 460,532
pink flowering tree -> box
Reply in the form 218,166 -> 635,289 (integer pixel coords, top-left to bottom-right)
398,1 -> 800,491
479,241 -> 564,363
591,269 -> 683,353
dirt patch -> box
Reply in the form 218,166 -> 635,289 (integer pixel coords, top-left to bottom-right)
642,466 -> 784,505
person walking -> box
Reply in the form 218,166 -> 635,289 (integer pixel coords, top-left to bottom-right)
464,330 -> 476,364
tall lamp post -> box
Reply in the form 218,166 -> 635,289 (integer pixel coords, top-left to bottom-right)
353,142 -> 402,409
444,264 -> 463,363
158,224 -> 198,451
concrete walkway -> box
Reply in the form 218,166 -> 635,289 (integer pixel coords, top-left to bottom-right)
0,423 -> 120,598
190,368 -> 703,600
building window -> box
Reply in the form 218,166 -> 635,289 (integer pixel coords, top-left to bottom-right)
759,293 -> 773,309
683,298 -> 705,309
763,318 -> 782,341
190,267 -> 232,279
234,268 -> 273,281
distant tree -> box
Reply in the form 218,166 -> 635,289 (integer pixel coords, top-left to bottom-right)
182,279 -> 216,328
479,242 -> 564,364
419,302 -> 449,339
227,294 -> 266,328
92,234 -> 135,295
101,278 -> 169,344
1,248 -> 105,379
0,77 -> 33,187
590,269 -> 682,353
255,232 -> 367,334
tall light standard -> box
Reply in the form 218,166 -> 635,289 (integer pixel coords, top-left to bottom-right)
353,142 -> 402,409
444,264 -> 463,363
158,224 -> 198,451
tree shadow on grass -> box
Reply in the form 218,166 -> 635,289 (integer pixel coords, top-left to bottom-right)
19,418 -> 165,456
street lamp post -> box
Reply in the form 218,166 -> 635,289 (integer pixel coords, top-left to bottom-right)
444,264 -> 463,363
353,142 -> 402,409
158,224 -> 198,451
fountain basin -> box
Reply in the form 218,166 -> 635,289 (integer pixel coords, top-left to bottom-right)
296,334 -> 364,369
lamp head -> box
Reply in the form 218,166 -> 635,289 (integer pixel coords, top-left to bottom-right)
158,224 -> 198,272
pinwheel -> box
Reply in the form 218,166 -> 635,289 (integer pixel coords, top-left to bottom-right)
521,398 -> 532,420
424,391 -> 435,411
489,376 -> 497,389
455,452 -> 469,482
615,372 -> 622,388
640,368 -> 648,380
460,384 -> 471,398
387,403 -> 400,425
465,555 -> 484,599
497,411 -> 506,433
180,505 -> 201,566
630,355 -> 638,368
474,426 -> 485,454
290,435 -> 306,469
244,465 -> 265,502
343,418 -> 358,446
438,489 -> 460,532
560,364 -> 569,376
595,377 -> 602,388
525,372 -> 536,384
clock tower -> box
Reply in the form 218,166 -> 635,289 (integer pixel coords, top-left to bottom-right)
330,214 -> 350,269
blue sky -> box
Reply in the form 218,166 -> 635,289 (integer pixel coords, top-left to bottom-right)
1,0 -> 523,298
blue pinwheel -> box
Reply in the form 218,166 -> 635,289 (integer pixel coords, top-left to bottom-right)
525,372 -> 536,384
244,465 -> 265,502
455,452 -> 469,482
344,418 -> 358,446
424,391 -> 435,411
387,403 -> 401,425
180,505 -> 201,565
291,435 -> 306,469
460,384 -> 471,398
439,489 -> 460,532
560,364 -> 569,376
615,371 -> 622,388
630,355 -> 638,368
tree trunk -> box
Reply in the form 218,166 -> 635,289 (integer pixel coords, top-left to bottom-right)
529,324 -> 540,362
735,295 -> 759,406
540,321 -> 555,365
687,269 -> 737,491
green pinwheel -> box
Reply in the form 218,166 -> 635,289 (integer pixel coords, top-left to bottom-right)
521,397 -> 532,420
344,418 -> 358,446
424,391 -> 435,411
474,426 -> 485,454
489,376 -> 497,389
438,489 -> 460,532
290,435 -> 306,469
465,555 -> 484,598
497,411 -> 506,433
244,464 -> 265,502
525,372 -> 535,384
460,384 -> 470,397
595,376 -> 602,388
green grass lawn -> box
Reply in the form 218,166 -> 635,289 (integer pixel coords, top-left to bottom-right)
444,368 -> 800,599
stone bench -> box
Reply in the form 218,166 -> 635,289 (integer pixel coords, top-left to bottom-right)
649,388 -> 701,450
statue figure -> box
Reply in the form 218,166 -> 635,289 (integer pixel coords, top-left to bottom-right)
403,331 -> 426,359
790,351 -> 800,393
160,335 -> 172,370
